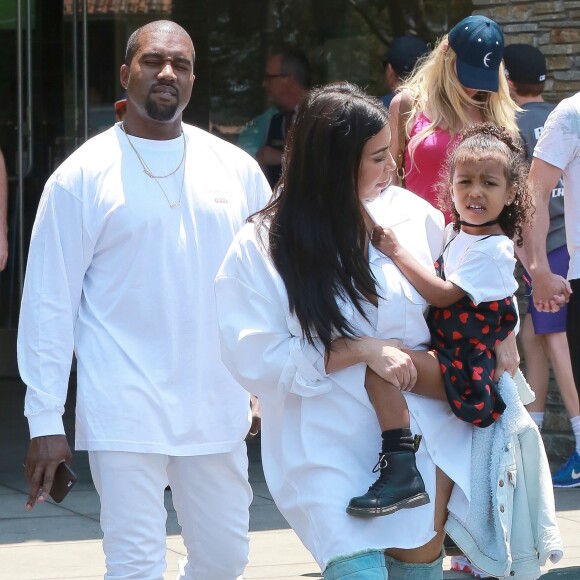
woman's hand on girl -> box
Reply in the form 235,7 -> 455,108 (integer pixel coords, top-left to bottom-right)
362,337 -> 417,391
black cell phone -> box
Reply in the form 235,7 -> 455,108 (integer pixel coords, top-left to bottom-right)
49,462 -> 77,503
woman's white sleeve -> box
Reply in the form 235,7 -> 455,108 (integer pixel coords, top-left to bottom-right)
215,241 -> 332,401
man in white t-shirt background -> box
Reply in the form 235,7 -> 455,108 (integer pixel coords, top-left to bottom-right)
504,43 -> 580,488
524,90 -> 580,487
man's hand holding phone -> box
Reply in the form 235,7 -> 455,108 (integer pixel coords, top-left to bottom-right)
24,434 -> 74,510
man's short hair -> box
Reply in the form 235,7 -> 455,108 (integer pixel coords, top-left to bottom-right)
279,49 -> 311,89
125,20 -> 194,67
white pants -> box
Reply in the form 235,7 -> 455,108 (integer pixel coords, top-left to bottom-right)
89,443 -> 252,580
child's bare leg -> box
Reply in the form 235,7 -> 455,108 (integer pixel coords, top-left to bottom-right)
386,467 -> 452,563
403,349 -> 447,401
364,367 -> 410,430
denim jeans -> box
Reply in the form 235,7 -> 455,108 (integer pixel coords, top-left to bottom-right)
323,548 -> 444,580
385,550 -> 444,579
324,550 -> 387,580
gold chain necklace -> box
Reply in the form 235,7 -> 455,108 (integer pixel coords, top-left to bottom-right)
121,123 -> 187,178
120,124 -> 187,209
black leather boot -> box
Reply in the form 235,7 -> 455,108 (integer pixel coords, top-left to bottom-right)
347,431 -> 430,517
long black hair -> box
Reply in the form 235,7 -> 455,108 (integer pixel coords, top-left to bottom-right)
254,82 -> 389,349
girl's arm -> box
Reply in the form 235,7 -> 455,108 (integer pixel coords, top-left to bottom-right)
372,226 -> 465,308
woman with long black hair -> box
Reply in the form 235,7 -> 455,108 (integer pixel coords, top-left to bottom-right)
215,82 -> 517,579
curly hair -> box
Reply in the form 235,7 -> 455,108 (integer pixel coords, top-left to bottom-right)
437,122 -> 533,245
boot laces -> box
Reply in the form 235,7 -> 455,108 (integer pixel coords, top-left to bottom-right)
372,453 -> 388,473
365,453 -> 391,493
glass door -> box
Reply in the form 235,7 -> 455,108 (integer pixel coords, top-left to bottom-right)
0,0 -> 35,330
0,0 -> 208,376
0,0 -> 103,375
0,0 -> 131,336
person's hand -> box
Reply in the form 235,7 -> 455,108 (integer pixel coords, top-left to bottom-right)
362,337 -> 417,391
245,394 -> 261,441
255,146 -> 283,167
531,270 -> 572,312
24,435 -> 71,510
371,226 -> 399,258
0,233 -> 7,271
494,332 -> 520,380
537,292 -> 568,313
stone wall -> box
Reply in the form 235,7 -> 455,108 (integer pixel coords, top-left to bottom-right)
474,0 -> 580,104
473,1 -> 578,467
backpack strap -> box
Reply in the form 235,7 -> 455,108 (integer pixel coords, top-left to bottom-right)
395,92 -> 413,187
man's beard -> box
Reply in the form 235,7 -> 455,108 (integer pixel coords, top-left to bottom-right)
145,95 -> 178,121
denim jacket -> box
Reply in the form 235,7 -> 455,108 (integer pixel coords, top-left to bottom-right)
445,371 -> 564,579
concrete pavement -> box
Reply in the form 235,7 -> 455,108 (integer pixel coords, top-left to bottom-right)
1,377 -> 579,579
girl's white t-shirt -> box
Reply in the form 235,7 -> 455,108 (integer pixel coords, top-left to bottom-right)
443,228 -> 518,305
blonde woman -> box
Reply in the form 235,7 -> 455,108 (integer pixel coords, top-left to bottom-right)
389,15 -> 519,223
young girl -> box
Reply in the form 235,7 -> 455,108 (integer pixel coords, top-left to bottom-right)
348,123 -> 532,517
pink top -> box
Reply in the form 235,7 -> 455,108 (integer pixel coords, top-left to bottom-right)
404,113 -> 459,223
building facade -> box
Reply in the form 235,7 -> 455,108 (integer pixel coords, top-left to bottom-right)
476,0 -> 580,103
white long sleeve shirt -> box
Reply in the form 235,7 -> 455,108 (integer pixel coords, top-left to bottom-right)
19,123 -> 271,454
215,186 -> 473,569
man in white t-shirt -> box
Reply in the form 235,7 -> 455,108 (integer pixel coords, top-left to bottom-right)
18,20 -> 271,579
504,44 -> 580,488
525,91 -> 580,486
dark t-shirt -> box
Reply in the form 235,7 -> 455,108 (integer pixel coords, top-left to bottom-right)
380,92 -> 395,109
517,101 -> 566,253
263,110 -> 287,188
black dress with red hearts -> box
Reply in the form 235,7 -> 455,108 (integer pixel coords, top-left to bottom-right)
427,241 -> 518,428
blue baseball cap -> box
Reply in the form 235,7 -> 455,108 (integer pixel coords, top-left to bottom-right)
383,35 -> 430,77
448,15 -> 504,92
